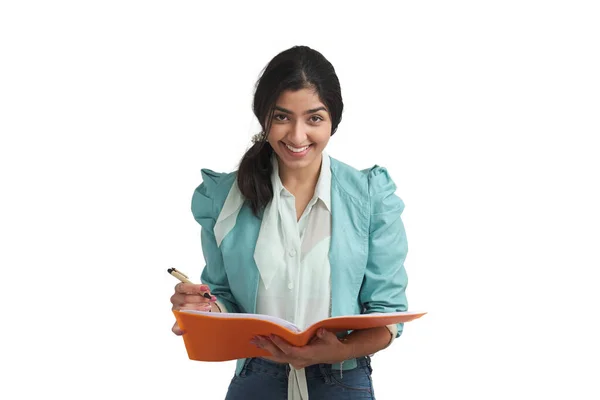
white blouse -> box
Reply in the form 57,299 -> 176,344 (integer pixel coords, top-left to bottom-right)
255,152 -> 332,331
256,153 -> 332,400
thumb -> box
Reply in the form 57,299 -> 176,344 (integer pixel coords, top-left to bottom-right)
317,328 -> 336,342
172,321 -> 185,336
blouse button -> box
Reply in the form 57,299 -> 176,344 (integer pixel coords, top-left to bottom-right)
288,249 -> 296,257
288,281 -> 294,290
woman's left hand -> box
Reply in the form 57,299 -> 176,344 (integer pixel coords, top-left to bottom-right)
250,328 -> 351,369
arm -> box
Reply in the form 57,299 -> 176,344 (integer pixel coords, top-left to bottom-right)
351,166 -> 409,352
192,170 -> 241,314
336,326 -> 392,361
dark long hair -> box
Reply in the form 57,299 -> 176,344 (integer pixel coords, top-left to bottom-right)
237,45 -> 344,216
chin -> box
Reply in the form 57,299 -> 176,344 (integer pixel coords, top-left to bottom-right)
286,160 -> 313,170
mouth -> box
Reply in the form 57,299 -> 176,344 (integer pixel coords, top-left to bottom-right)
282,142 -> 313,157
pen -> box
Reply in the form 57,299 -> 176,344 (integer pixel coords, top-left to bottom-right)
167,267 -> 212,300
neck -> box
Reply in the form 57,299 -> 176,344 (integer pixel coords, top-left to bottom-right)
277,153 -> 323,192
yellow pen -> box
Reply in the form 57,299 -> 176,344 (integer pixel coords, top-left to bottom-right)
167,268 -> 212,300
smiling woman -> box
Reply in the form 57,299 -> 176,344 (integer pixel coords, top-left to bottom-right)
170,45 -> 410,400
268,91 -> 332,167
237,46 -> 344,218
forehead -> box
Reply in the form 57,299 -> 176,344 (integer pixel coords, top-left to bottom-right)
275,88 -> 327,111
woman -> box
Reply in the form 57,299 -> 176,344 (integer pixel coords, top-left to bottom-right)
170,45 -> 408,400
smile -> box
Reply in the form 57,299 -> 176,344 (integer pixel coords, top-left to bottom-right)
282,142 -> 313,157
285,143 -> 311,152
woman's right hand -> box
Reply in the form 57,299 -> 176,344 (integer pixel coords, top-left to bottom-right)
170,283 -> 217,335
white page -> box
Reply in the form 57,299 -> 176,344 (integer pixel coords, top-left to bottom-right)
303,310 -> 427,332
181,310 -> 426,334
180,310 -> 301,333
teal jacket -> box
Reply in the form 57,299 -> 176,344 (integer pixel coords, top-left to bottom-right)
191,157 -> 408,375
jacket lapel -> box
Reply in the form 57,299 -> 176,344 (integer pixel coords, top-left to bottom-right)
329,159 -> 369,317
219,204 -> 262,314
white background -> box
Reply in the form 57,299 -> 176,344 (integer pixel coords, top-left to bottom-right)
1,1 -> 599,399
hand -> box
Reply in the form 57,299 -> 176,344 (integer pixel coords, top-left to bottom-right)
250,328 -> 351,369
170,283 -> 216,335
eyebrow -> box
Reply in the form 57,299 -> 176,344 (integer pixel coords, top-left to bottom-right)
274,106 -> 328,115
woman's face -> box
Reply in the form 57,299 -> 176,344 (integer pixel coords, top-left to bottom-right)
267,88 -> 332,173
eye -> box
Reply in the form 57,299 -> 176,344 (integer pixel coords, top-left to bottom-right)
309,115 -> 324,123
273,114 -> 289,122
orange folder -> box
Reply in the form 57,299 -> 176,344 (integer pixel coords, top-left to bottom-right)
173,310 -> 427,362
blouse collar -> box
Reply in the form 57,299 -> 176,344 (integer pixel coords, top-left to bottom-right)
270,151 -> 331,212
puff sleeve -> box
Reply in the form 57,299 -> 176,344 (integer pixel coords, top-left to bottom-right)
191,169 -> 240,313
359,166 -> 409,339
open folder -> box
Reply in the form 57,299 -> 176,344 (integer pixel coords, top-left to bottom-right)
173,310 -> 427,362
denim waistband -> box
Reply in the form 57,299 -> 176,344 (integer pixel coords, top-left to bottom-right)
238,356 -> 371,379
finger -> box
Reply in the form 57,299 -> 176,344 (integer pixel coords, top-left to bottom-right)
316,328 -> 341,345
179,303 -> 212,312
308,335 -> 320,345
268,335 -> 297,357
183,294 -> 213,304
170,293 -> 213,309
253,336 -> 286,359
173,286 -> 217,304
170,293 -> 187,306
175,283 -> 210,295
316,328 -> 335,341
172,322 -> 185,335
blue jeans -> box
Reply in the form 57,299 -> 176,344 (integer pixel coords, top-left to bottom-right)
225,356 -> 375,399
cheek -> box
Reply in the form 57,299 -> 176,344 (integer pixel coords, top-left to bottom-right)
313,127 -> 332,146
267,125 -> 285,142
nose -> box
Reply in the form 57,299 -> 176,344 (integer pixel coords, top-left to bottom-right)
287,120 -> 308,145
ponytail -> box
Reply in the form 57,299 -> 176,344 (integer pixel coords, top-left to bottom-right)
237,139 -> 274,216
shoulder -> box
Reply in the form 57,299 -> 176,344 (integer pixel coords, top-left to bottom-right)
191,168 -> 238,223
330,157 -> 397,201
198,168 -> 237,198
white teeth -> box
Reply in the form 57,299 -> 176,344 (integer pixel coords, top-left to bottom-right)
285,144 -> 310,153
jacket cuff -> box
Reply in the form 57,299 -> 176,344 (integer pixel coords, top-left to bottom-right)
384,324 -> 397,348
214,300 -> 227,313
